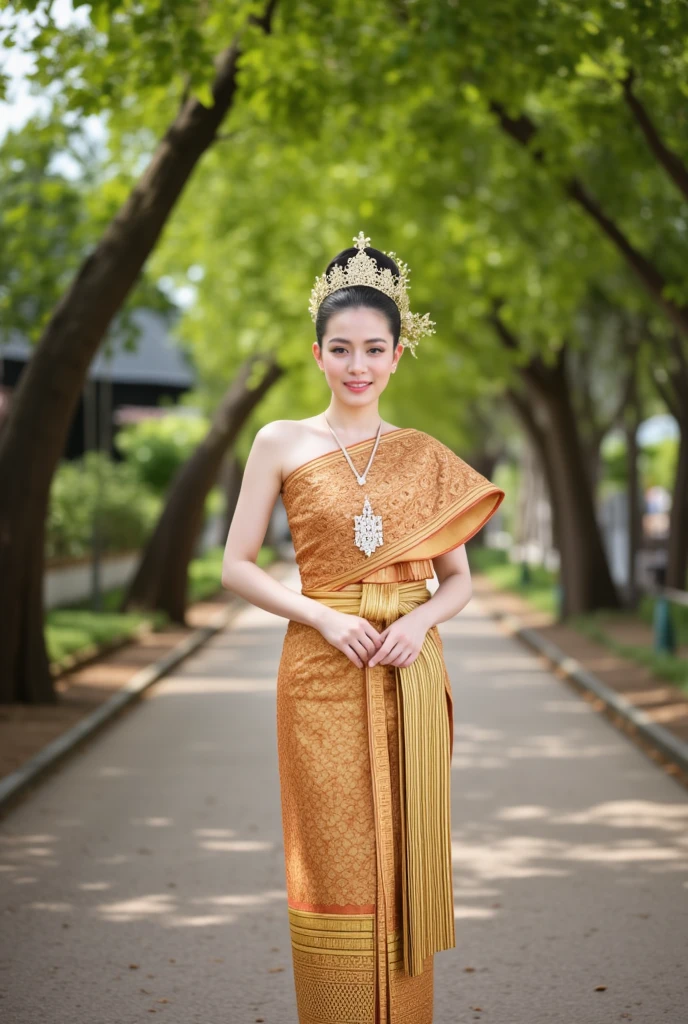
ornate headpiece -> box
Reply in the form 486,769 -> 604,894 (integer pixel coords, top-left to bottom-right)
308,231 -> 435,357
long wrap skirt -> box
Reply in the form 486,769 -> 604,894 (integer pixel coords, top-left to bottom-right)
276,579 -> 456,1024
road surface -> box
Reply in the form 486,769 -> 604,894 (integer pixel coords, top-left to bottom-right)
1,564 -> 687,1023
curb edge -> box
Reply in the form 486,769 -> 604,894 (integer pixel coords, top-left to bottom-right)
488,607 -> 688,779
0,561 -> 290,816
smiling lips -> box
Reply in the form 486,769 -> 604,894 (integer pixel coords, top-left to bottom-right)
344,381 -> 371,390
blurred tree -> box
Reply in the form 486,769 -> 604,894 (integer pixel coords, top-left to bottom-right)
122,352 -> 282,621
2,0 -> 687,703
0,0 -> 282,701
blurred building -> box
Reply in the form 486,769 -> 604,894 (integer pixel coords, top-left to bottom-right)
0,309 -> 196,459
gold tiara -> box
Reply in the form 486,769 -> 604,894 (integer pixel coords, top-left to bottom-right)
308,231 -> 436,357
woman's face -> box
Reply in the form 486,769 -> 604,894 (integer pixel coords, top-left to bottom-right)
313,306 -> 403,404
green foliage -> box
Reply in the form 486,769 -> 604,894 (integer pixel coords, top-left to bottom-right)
0,115 -> 89,341
600,434 -> 678,491
0,109 -> 175,344
3,0 -> 687,479
642,437 -> 679,491
46,452 -> 161,561
45,606 -> 156,666
114,413 -> 211,494
469,545 -> 559,614
45,542 -> 277,665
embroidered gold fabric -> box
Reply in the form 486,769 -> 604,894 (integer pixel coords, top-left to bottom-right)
280,428 -> 504,592
276,428 -> 505,1022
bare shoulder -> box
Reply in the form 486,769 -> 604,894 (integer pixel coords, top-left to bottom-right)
259,418 -> 408,486
260,418 -> 325,484
252,419 -> 315,485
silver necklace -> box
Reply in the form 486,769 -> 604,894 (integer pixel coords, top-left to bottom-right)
324,417 -> 384,557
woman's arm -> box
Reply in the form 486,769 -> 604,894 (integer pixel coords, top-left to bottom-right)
221,423 -> 322,628
221,423 -> 383,667
418,544 -> 473,628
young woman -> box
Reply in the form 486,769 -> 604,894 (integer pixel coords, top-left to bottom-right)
221,233 -> 505,1024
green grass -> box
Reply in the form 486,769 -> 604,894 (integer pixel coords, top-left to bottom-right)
571,609 -> 688,690
470,545 -> 688,693
46,543 -> 277,667
46,608 -> 158,666
469,546 -> 558,615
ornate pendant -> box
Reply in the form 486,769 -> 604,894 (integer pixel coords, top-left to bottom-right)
354,494 -> 384,557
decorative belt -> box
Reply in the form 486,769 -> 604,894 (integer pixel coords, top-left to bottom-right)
302,579 -> 456,981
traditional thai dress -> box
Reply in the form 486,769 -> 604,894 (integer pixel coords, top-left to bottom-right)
276,427 -> 505,1024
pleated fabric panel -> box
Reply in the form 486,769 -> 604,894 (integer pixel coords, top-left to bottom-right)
303,580 -> 456,980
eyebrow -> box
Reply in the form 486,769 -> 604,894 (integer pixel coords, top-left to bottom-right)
326,337 -> 389,344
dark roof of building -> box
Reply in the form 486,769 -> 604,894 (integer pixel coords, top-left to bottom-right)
1,309 -> 196,388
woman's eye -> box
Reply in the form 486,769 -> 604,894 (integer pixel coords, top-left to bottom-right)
330,346 -> 384,354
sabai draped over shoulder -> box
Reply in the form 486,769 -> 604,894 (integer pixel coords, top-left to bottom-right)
281,427 -> 505,591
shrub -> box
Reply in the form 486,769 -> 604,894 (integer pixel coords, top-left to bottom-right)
114,413 -> 210,494
46,452 -> 161,561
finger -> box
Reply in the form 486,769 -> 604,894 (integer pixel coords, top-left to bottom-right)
391,649 -> 413,667
360,630 -> 381,655
352,637 -> 375,660
383,642 -> 409,667
345,644 -> 364,668
364,624 -> 383,647
369,639 -> 399,667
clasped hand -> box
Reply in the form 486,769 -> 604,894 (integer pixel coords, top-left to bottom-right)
319,607 -> 429,670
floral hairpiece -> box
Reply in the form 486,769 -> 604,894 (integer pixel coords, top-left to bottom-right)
308,231 -> 435,357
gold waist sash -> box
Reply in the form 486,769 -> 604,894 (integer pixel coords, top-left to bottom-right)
302,579 -> 456,981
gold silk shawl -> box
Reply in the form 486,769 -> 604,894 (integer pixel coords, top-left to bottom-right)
276,428 -> 504,1024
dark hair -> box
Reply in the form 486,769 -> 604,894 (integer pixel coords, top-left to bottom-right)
315,246 -> 401,348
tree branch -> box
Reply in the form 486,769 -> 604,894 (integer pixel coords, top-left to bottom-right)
489,100 -> 688,339
622,68 -> 688,202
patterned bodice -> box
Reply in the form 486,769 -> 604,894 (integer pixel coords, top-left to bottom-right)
280,428 -> 505,592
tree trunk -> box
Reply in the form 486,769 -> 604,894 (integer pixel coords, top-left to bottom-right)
0,2 -> 280,703
506,350 -> 620,616
530,352 -> 620,615
466,449 -> 500,548
121,353 -> 283,623
666,418 -> 688,590
507,386 -> 564,563
624,379 -> 643,608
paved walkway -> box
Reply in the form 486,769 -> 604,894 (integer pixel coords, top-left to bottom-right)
1,565 -> 687,1023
